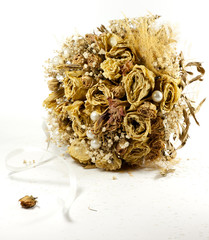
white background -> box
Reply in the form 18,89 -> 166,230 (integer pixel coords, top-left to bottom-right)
0,0 -> 209,239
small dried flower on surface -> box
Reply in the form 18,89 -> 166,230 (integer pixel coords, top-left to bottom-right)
19,195 -> 37,209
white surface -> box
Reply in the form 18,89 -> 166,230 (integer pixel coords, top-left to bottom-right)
0,0 -> 209,239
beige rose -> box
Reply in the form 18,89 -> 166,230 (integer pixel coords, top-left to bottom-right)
68,139 -> 91,164
86,80 -> 113,106
99,33 -> 122,52
95,152 -> 122,171
43,88 -> 64,109
124,112 -> 151,141
145,138 -> 165,161
123,140 -> 150,165
106,43 -> 135,64
63,70 -> 87,101
65,101 -> 90,138
137,102 -> 157,119
122,65 -> 155,108
100,58 -> 122,80
159,75 -> 181,112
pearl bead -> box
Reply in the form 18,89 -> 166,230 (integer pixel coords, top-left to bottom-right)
90,139 -> 101,149
86,130 -> 96,140
90,111 -> 100,122
109,36 -> 117,47
152,90 -> 163,103
52,56 -> 63,66
63,48 -> 70,58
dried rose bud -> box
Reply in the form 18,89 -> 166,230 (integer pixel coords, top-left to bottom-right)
19,195 -> 37,209
87,53 -> 102,68
85,34 -> 97,44
72,54 -> 85,65
82,75 -> 95,89
112,85 -> 126,99
137,102 -> 157,119
48,78 -> 60,91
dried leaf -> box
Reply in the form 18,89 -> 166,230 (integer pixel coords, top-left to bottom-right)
178,108 -> 190,149
186,62 -> 205,75
195,98 -> 206,113
188,75 -> 203,84
97,24 -> 108,33
186,62 -> 205,85
183,95 -> 199,125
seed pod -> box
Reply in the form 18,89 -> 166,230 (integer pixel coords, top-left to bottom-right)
87,53 -> 102,69
72,54 -> 85,65
85,34 -> 97,44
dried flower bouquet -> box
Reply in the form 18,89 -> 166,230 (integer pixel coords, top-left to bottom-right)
43,15 -> 205,171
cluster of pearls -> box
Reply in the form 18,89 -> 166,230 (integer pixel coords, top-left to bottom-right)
86,130 -> 96,140
87,111 -> 102,149
86,129 -> 101,149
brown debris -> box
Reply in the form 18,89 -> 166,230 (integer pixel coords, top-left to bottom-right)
160,168 -> 175,176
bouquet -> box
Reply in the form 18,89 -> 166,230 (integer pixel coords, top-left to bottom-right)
43,15 -> 205,171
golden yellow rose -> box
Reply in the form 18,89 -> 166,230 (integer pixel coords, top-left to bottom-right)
65,101 -> 90,138
159,75 -> 181,112
122,65 -> 155,108
100,58 -> 122,80
43,88 -> 64,109
86,80 -> 113,106
106,43 -> 135,64
68,139 -> 91,164
95,152 -> 122,171
99,33 -> 122,52
63,70 -> 87,101
124,111 -> 151,141
123,140 -> 150,165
